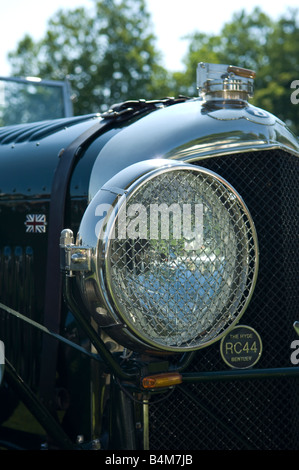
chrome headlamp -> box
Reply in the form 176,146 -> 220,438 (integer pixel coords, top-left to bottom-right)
61,159 -> 258,352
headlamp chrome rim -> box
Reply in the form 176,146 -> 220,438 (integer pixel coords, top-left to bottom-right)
88,159 -> 259,352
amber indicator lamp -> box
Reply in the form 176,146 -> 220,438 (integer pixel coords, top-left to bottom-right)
142,372 -> 183,389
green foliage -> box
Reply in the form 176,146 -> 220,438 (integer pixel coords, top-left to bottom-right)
7,3 -> 299,133
172,7 -> 299,134
8,0 -> 165,115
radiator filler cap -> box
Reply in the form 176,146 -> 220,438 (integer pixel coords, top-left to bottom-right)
197,62 -> 256,103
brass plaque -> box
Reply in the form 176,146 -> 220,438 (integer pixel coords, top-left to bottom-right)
220,325 -> 262,369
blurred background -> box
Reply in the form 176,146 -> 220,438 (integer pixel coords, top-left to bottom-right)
1,0 -> 298,133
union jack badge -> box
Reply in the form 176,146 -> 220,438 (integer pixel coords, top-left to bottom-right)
24,214 -> 47,233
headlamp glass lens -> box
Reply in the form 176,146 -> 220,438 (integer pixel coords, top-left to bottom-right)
106,167 -> 257,351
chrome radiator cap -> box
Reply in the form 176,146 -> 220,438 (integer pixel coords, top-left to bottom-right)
197,62 -> 256,103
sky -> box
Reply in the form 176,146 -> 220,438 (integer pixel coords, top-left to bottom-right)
0,0 -> 298,76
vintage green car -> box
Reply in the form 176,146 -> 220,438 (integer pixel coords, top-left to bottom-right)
0,64 -> 298,451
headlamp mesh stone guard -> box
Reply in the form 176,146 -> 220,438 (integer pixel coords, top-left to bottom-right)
103,165 -> 258,351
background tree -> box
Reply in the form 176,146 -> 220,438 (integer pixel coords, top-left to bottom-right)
8,0 -> 167,114
8,4 -> 299,133
172,7 -> 299,134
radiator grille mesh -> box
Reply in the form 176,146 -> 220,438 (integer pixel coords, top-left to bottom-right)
149,149 -> 299,450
